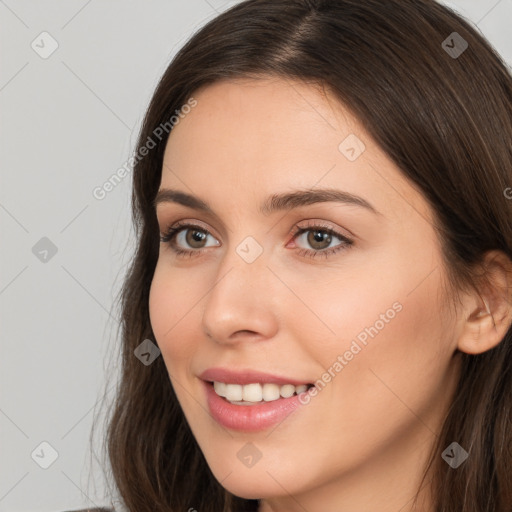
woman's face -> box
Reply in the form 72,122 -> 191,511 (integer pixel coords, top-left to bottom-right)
149,78 -> 462,509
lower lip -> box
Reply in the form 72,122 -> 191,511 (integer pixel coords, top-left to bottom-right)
203,381 -> 310,432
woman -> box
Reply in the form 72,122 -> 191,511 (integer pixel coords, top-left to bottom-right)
93,0 -> 512,510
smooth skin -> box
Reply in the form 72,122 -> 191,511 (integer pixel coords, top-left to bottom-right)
148,77 -> 512,512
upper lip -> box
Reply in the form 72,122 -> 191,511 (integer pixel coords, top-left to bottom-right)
199,367 -> 313,386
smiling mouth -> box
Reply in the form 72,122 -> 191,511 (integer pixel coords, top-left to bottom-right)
208,381 -> 315,404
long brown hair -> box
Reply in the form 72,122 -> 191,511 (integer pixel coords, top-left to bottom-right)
94,1 -> 512,510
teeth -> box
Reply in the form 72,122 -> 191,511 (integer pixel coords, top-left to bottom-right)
214,381 -> 227,398
213,381 -> 310,403
295,384 -> 308,394
280,384 -> 296,398
243,383 -> 263,402
262,383 -> 280,401
225,383 -> 243,401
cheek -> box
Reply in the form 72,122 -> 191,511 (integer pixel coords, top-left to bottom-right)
320,239 -> 450,369
320,265 -> 453,437
273,249 -> 404,362
287,242 -> 452,419
148,262 -> 202,365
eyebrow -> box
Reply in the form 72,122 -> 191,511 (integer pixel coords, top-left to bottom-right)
153,188 -> 381,216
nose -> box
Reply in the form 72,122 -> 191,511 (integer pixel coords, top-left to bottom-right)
201,241 -> 280,346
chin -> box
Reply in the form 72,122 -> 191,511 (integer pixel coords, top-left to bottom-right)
208,461 -> 309,501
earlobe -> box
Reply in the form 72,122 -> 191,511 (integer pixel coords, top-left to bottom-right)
456,250 -> 512,355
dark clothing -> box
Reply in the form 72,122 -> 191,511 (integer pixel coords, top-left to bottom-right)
63,509 -> 113,512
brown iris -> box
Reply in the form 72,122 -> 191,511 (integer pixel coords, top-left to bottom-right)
307,229 -> 332,250
186,228 -> 208,248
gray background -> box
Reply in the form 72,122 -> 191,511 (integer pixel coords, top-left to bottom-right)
1,1 -> 511,511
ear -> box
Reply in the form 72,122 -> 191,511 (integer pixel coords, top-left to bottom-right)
457,250 -> 512,355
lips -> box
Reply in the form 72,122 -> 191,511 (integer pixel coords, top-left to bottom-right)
199,367 -> 314,387
198,367 -> 316,431
202,380 -> 312,431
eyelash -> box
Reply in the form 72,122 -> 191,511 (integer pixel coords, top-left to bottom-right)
159,220 -> 354,260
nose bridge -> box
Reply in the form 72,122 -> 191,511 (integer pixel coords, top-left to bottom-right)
201,234 -> 278,343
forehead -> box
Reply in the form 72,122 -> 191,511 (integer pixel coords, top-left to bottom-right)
161,77 -> 434,228
165,78 -> 358,163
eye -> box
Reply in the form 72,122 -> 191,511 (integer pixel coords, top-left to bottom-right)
159,220 -> 354,260
289,221 -> 353,259
160,221 -> 219,258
